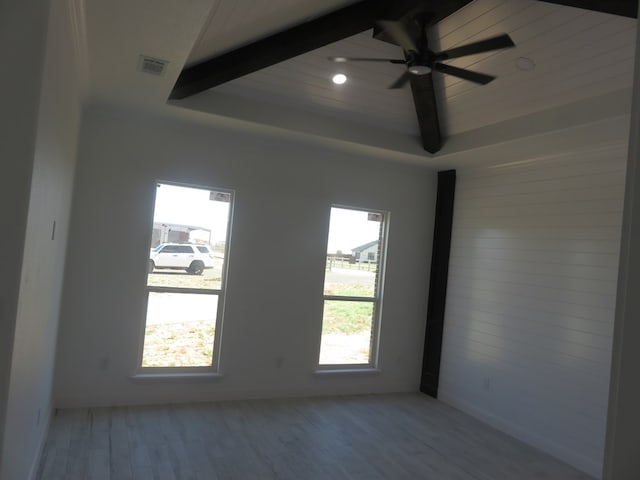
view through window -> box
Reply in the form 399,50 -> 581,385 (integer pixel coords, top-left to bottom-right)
141,183 -> 232,369
319,206 -> 387,366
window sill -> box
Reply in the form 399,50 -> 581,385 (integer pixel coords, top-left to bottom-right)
130,372 -> 223,383
313,368 -> 381,376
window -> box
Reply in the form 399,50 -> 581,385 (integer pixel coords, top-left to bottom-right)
318,206 -> 387,368
139,182 -> 233,371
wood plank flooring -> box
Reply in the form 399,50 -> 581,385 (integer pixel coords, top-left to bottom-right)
36,393 -> 594,480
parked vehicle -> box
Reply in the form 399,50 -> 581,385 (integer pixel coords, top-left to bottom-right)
148,243 -> 214,275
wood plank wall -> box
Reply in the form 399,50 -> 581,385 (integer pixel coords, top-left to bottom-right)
438,144 -> 627,478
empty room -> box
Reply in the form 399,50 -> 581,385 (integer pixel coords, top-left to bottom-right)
2,0 -> 640,479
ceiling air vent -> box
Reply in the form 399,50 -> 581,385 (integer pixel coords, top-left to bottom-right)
139,55 -> 169,76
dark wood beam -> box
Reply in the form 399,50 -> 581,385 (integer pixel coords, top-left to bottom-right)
410,74 -> 441,153
170,0 -> 473,99
170,0 -> 381,99
421,169 -> 456,398
408,30 -> 441,153
538,0 -> 637,18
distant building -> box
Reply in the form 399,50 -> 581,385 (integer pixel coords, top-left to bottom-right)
351,240 -> 379,262
151,222 -> 211,247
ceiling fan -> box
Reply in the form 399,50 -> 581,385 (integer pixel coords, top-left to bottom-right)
170,1 -> 633,154
169,0 -> 525,154
329,18 -> 515,152
330,27 -> 514,88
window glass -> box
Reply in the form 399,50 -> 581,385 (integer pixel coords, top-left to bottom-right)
142,293 -> 218,367
318,300 -> 374,364
319,206 -> 386,367
141,182 -> 233,370
147,185 -> 230,291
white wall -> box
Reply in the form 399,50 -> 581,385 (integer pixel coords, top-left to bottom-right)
54,104 -> 436,407
438,141 -> 627,477
604,11 -> 640,479
0,1 -> 82,478
0,2 -> 49,472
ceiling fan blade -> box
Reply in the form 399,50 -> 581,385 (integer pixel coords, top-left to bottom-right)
389,71 -> 412,89
328,56 -> 406,64
409,74 -> 441,154
435,34 -> 515,60
432,63 -> 495,85
377,20 -> 418,52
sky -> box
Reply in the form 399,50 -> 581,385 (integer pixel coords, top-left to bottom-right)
327,207 -> 382,254
153,184 -> 382,251
153,183 -> 230,241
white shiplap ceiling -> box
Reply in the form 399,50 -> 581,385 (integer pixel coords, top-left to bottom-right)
82,0 -> 637,158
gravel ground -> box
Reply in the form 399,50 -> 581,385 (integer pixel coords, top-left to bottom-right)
142,321 -> 214,367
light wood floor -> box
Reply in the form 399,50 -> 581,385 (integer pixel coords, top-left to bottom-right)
37,393 -> 594,480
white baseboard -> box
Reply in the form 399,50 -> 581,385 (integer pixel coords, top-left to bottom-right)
54,383 -> 417,409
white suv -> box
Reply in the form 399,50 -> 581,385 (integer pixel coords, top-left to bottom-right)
149,243 -> 214,275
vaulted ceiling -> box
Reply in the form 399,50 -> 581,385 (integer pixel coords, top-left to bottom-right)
81,0 -> 637,161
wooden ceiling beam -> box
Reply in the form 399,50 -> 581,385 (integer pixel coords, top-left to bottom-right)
169,0 -> 473,100
170,0 -> 379,99
410,74 -> 441,154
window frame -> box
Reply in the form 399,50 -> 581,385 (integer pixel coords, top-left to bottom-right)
316,204 -> 389,372
135,180 -> 234,376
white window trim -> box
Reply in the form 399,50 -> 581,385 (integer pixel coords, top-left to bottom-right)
316,205 -> 389,372
134,181 -> 234,376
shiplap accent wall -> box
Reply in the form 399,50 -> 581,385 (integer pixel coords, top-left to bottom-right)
438,145 -> 627,478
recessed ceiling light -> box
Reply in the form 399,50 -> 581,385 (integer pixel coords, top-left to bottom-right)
515,57 -> 535,71
332,73 -> 347,85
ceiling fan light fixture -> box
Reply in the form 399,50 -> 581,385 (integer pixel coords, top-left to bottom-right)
332,73 -> 347,85
408,65 -> 432,75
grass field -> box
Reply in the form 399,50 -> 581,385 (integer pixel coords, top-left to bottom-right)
322,284 -> 375,335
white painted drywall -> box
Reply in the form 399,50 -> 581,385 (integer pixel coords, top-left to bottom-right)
603,9 -> 640,479
438,128 -> 628,478
0,0 -> 82,478
0,0 -> 50,476
54,103 -> 436,407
